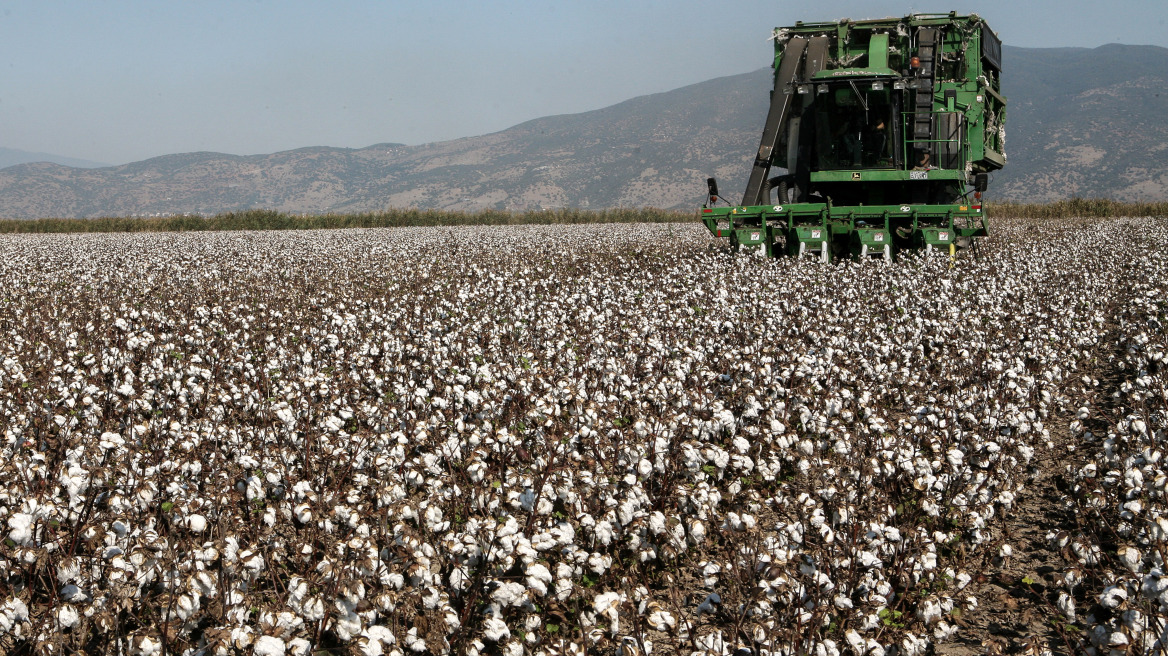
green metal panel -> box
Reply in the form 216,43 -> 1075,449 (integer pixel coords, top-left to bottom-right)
704,13 -> 1004,259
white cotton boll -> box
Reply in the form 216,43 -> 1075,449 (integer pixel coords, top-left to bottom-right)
186,514 -> 207,533
1100,585 -> 1128,608
56,604 -> 80,629
424,505 -> 444,530
483,617 -> 510,642
844,630 -> 865,655
917,597 -> 942,624
648,512 -> 666,535
689,520 -> 706,544
1057,592 -> 1076,622
7,513 -> 34,546
648,609 -> 675,631
367,625 -> 396,646
638,459 -> 653,477
491,581 -> 528,607
901,633 -> 927,656
245,476 -> 264,501
1141,571 -> 1168,599
595,521 -> 615,546
99,432 -> 125,451
932,621 -> 957,641
295,504 -> 312,523
0,598 -> 29,632
1119,546 -> 1142,572
519,489 -> 537,512
449,567 -> 470,591
288,638 -> 312,656
175,594 -> 199,621
254,636 -> 287,656
955,572 -> 971,590
131,636 -> 161,656
301,596 -> 326,621
525,563 -> 553,596
857,551 -> 882,569
834,594 -> 854,610
404,627 -> 427,652
594,591 -> 622,634
357,637 -> 384,656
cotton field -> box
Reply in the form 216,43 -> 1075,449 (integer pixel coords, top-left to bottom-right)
0,219 -> 1165,656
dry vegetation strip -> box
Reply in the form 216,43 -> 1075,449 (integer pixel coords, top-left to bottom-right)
0,199 -> 1164,233
0,209 -> 689,234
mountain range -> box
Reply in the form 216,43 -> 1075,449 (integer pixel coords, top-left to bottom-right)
0,147 -> 108,170
1,43 -> 1166,218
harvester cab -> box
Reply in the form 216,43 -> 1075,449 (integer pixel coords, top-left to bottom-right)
701,13 -> 1006,261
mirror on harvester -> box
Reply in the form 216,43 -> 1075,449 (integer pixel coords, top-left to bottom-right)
974,173 -> 989,192
706,178 -> 720,201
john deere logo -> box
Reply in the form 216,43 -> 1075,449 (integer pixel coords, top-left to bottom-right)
851,172 -> 862,180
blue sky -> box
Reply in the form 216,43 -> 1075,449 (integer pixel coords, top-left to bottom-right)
1,0 -> 1164,165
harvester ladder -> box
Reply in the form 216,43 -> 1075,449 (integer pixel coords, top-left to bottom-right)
912,28 -> 939,165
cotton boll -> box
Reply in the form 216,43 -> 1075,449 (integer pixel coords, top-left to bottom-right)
1057,592 -> 1076,622
131,635 -> 161,656
186,514 -> 207,533
357,636 -> 384,656
294,504 -> 312,523
254,636 -> 287,656
7,513 -> 34,546
483,617 -> 510,642
490,581 -> 528,607
1119,546 -> 1142,573
1100,585 -> 1128,608
525,563 -> 553,596
367,625 -> 396,646
56,604 -> 80,629
403,627 -> 427,653
647,608 -> 676,631
917,596 -> 943,624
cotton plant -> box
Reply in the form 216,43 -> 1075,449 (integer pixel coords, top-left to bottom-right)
0,218 -> 1164,653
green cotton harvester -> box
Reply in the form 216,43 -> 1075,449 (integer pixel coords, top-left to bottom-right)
701,13 -> 1006,261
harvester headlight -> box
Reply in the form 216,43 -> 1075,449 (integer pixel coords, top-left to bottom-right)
871,81 -> 884,91
817,84 -> 829,94
892,80 -> 906,90
798,85 -> 812,95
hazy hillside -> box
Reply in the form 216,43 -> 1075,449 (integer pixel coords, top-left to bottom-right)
997,44 -> 1168,201
0,147 -> 109,170
0,43 -> 1165,218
